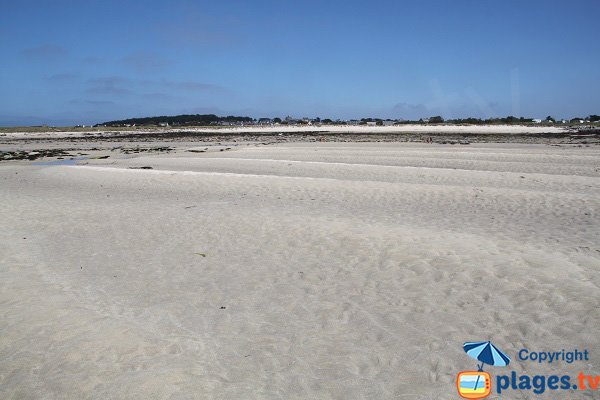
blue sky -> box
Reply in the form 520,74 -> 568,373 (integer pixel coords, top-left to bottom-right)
1,0 -> 598,125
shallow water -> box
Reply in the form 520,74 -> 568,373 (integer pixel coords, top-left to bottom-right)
32,157 -> 86,166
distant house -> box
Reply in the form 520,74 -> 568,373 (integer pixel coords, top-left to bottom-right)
258,118 -> 272,125
159,122 -> 169,127
284,115 -> 299,125
382,120 -> 394,126
366,121 -> 377,126
532,119 -> 542,123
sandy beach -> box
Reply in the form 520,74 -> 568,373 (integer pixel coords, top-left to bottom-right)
0,123 -> 572,141
1,138 -> 599,399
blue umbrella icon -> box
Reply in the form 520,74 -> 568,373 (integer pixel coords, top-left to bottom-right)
463,341 -> 510,392
464,341 -> 511,370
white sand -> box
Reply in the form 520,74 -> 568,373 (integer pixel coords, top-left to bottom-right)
206,124 -> 569,134
2,123 -> 569,140
1,142 -> 599,399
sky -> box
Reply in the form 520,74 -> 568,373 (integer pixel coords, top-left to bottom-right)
0,0 -> 599,126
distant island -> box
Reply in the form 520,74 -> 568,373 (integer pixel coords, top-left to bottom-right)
96,114 -> 600,128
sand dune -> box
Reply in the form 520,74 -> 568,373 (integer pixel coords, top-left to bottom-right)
1,143 -> 598,399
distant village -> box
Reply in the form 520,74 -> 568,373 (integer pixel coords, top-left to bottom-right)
93,114 -> 600,128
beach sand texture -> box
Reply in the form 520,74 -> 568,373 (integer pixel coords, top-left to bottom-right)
1,142 -> 599,399
1,123 -> 569,140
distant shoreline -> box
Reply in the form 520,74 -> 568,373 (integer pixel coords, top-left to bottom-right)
1,125 -> 598,156
0,123 -> 591,139
1,125 -> 599,161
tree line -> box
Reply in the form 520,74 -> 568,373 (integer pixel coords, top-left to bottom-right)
96,113 -> 600,127
96,114 -> 253,127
